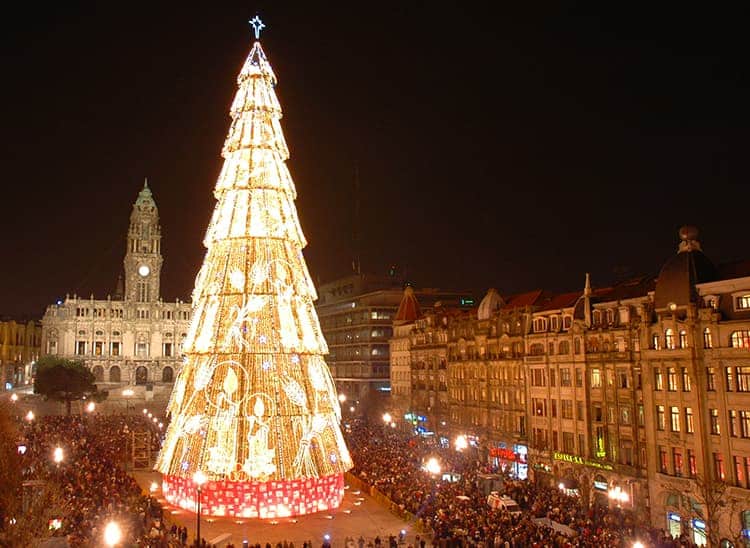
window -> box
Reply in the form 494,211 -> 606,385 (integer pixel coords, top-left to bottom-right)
608,406 -> 616,424
163,343 -> 173,357
673,448 -> 683,476
574,338 -> 581,354
736,294 -> 750,309
737,366 -> 750,392
562,400 -> 573,419
575,368 -> 583,387
688,449 -> 697,477
665,329 -> 675,350
682,368 -> 692,392
618,369 -> 629,389
735,456 -> 745,487
741,410 -> 750,438
710,408 -> 721,434
667,367 -> 677,391
703,328 -> 713,349
529,343 -> 545,355
576,400 -> 584,421
679,330 -> 688,348
726,367 -> 735,391
578,433 -> 585,454
560,368 -> 571,387
652,334 -> 661,350
657,405 -> 666,430
551,316 -> 560,331
94,341 -> 103,356
685,407 -> 694,433
670,406 -> 680,432
551,399 -> 558,418
136,343 -> 148,358
550,369 -> 556,387
533,318 -> 547,332
654,368 -> 664,390
707,367 -> 716,391
111,342 -> 120,356
730,330 -> 750,348
76,341 -> 86,355
714,453 -> 726,481
594,405 -> 603,422
562,432 -> 575,453
659,447 -> 668,473
563,316 -> 572,329
559,340 -> 570,354
730,410 -> 739,437
591,368 -> 602,388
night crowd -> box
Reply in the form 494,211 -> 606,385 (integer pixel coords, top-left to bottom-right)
347,420 -> 702,548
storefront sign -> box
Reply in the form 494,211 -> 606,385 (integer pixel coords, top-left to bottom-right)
553,452 -> 614,471
593,480 -> 608,491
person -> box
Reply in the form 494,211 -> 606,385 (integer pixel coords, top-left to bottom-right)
358,536 -> 365,548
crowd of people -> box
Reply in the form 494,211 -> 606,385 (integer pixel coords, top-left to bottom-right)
15,412 -> 178,547
5,404 -> 707,547
346,420 -> 701,547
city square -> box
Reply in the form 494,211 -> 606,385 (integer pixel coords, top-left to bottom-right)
2,4 -> 750,548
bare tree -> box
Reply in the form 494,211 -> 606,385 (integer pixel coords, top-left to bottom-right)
688,474 -> 739,548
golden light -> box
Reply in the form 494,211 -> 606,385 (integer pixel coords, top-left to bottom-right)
86,402 -> 96,413
25,410 -> 34,421
349,406 -> 355,413
10,393 -> 18,402
142,408 -> 148,414
454,435 -> 468,451
53,447 -> 64,464
423,457 -> 441,475
122,388 -> 134,397
149,482 -> 158,493
390,422 -> 396,428
632,543 -> 644,548
193,470 -> 207,487
103,521 -> 122,546
382,412 -> 392,424
338,394 -> 346,403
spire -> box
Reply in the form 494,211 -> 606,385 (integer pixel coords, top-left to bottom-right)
144,177 -> 149,189
583,273 -> 592,327
395,286 -> 421,325
114,274 -> 124,300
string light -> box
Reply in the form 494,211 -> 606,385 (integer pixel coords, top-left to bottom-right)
156,34 -> 351,517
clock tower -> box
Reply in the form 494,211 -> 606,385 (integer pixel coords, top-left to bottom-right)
124,179 -> 163,302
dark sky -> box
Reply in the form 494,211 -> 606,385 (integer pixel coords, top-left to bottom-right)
1,3 -> 747,318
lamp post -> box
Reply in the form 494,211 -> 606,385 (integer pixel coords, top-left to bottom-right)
122,388 -> 134,414
193,470 -> 207,543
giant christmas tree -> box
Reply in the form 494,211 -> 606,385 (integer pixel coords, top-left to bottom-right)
157,19 -> 352,518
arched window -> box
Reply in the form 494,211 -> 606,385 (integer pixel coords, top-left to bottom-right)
574,338 -> 581,354
679,330 -> 688,349
135,366 -> 148,384
529,343 -> 545,356
665,329 -> 675,350
92,365 -> 104,382
558,340 -> 570,355
162,366 -> 174,382
109,366 -> 121,383
730,330 -> 750,349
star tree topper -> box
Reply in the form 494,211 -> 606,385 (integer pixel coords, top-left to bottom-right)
249,16 -> 266,40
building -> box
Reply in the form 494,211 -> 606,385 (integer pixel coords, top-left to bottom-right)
40,182 -> 192,387
389,226 -> 750,543
315,272 -> 470,404
0,318 -> 41,389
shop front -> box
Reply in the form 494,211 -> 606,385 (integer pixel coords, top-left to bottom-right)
489,443 -> 528,480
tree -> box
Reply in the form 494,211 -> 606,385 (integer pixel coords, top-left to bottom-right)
33,356 -> 106,415
686,474 -> 746,548
155,25 -> 352,518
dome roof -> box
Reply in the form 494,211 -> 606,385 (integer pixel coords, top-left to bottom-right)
394,286 -> 421,324
654,226 -> 716,309
477,288 -> 503,320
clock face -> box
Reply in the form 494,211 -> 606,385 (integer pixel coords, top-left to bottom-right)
138,265 -> 150,277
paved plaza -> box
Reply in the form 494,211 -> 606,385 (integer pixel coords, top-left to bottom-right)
134,471 -> 417,547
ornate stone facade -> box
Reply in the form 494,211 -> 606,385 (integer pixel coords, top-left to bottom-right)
40,182 -> 191,386
0,318 -> 41,389
390,227 -> 750,543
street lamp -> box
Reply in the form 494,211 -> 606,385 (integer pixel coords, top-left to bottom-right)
382,412 -> 392,424
86,402 -> 96,413
10,393 -> 18,403
25,410 -> 34,422
103,520 -> 122,547
424,457 -> 441,475
338,394 -> 346,403
455,435 -> 468,452
193,470 -> 207,543
53,446 -> 64,464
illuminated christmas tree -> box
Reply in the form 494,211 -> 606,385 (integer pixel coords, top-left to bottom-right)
157,18 -> 352,518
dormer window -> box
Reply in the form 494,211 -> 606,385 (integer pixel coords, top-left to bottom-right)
533,318 -> 547,332
593,310 -> 602,325
563,316 -> 572,330
550,316 -> 560,331
606,309 -> 615,325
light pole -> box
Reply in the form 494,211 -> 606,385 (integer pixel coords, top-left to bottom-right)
193,470 -> 207,543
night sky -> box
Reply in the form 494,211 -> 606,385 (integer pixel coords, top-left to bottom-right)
1,3 -> 747,318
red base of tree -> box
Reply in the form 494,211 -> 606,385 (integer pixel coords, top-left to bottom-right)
162,473 -> 344,518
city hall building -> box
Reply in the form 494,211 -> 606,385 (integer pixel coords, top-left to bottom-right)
40,182 -> 192,386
